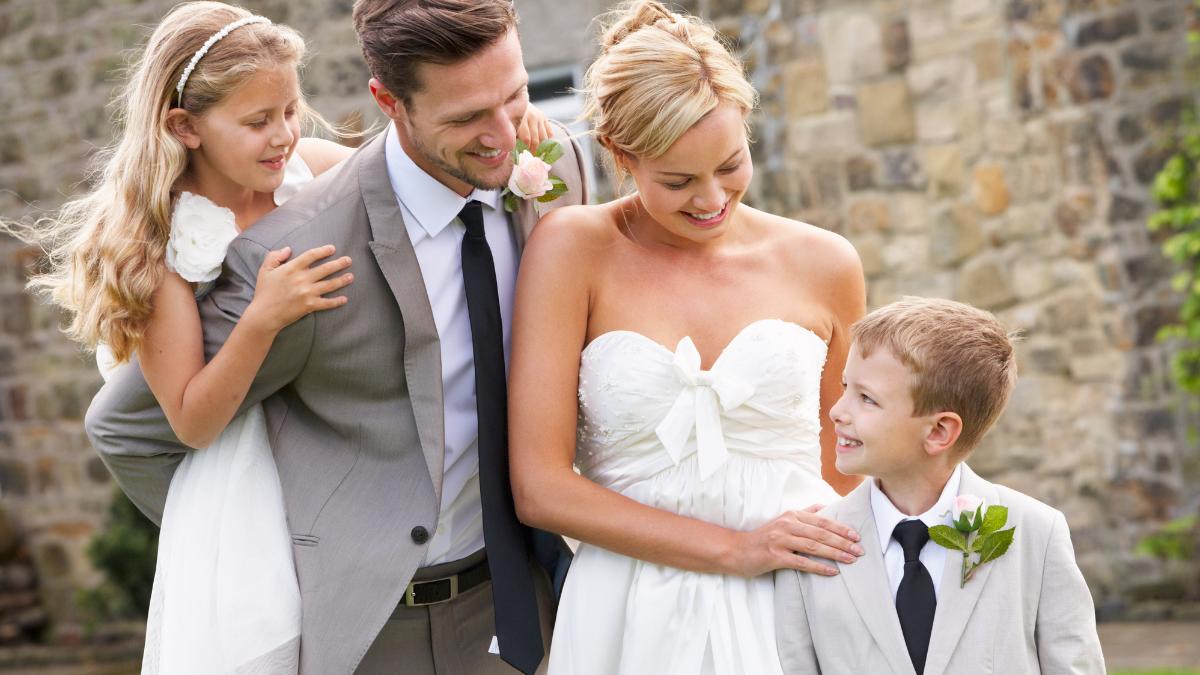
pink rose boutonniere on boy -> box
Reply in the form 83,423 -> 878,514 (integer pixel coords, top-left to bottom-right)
929,494 -> 1016,587
502,139 -> 569,212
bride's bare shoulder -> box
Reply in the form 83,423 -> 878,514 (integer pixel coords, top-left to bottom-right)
525,201 -> 626,263
751,208 -> 861,276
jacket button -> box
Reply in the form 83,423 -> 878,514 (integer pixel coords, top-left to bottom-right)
411,526 -> 430,544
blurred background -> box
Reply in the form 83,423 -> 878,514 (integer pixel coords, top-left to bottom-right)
1,0 -> 1199,672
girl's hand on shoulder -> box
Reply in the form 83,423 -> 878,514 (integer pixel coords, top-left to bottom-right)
243,245 -> 353,334
517,104 -> 554,149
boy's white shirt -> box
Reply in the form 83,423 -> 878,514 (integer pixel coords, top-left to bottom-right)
870,463 -> 962,602
774,463 -> 1106,675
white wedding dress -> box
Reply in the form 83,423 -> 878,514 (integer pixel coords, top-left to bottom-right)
548,319 -> 840,675
98,155 -> 314,675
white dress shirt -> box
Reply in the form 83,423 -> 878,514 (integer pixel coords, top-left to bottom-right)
869,464 -> 963,602
384,123 -> 519,566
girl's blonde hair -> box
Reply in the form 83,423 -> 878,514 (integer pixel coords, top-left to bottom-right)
581,0 -> 757,179
19,2 -> 317,363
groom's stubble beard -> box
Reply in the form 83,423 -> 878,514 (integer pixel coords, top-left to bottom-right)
406,120 -> 513,192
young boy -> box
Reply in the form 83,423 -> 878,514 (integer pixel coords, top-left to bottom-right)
775,297 -> 1105,675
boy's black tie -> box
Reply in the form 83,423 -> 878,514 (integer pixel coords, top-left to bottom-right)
459,200 -> 541,674
893,519 -> 936,674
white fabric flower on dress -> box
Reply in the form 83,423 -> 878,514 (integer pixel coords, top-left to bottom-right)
166,192 -> 239,283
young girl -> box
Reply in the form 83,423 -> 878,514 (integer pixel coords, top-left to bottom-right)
14,2 -> 554,672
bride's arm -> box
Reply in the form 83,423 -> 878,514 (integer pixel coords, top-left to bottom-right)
509,207 -> 862,577
139,247 -> 351,449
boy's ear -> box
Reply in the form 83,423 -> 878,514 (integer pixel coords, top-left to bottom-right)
923,411 -> 963,459
165,109 -> 201,150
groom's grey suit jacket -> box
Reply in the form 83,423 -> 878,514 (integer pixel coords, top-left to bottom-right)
84,123 -> 589,675
774,464 -> 1105,675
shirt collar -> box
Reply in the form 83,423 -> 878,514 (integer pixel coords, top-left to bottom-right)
383,122 -> 502,240
870,463 -> 964,552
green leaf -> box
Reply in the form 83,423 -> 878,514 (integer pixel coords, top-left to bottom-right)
979,505 -> 1008,536
971,532 -> 989,552
503,192 -> 520,213
929,524 -> 969,552
514,139 -> 530,156
977,527 -> 1015,564
953,511 -> 973,533
535,178 -> 569,203
536,139 -> 564,165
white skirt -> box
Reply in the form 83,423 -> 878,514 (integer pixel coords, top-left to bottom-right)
141,404 -> 300,674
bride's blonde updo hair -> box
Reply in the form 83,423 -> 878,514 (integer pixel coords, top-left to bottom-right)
581,0 -> 757,177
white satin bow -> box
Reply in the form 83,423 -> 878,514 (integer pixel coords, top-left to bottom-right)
654,337 -> 756,480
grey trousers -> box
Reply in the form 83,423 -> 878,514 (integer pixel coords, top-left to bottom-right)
356,551 -> 554,675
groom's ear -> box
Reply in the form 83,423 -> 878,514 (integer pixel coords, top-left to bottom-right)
922,411 -> 963,459
369,78 -> 406,123
164,109 -> 201,150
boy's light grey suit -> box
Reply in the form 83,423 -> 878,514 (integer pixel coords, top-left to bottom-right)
774,465 -> 1105,675
85,124 -> 588,675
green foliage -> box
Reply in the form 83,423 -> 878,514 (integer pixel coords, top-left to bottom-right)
1135,515 -> 1199,562
977,527 -> 1015,564
929,524 -> 967,552
979,505 -> 1009,537
77,489 -> 159,630
1149,1 -> 1200,394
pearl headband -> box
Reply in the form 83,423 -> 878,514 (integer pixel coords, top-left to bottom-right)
175,15 -> 272,104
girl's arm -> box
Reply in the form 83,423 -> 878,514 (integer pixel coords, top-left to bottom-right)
508,208 -> 862,578
140,245 -> 352,449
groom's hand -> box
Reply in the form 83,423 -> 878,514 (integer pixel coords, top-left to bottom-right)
730,505 -> 863,577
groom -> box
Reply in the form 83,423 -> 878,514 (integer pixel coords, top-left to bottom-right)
86,1 -> 583,673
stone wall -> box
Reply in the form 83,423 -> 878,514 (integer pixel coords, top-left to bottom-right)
0,0 -> 1197,641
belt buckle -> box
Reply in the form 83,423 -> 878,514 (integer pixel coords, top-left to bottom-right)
404,573 -> 460,607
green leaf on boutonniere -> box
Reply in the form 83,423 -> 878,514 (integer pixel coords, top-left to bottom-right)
514,139 -> 530,156
929,524 -> 968,552
536,177 -> 569,203
955,508 -> 982,533
503,192 -> 521,213
979,505 -> 1009,537
536,139 -> 564,165
977,527 -> 1015,564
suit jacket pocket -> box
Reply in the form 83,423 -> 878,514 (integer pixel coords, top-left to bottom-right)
291,534 -> 319,548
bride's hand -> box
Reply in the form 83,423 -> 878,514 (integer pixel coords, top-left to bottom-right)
728,505 -> 864,577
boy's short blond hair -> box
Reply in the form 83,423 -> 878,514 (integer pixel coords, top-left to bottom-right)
852,297 -> 1019,455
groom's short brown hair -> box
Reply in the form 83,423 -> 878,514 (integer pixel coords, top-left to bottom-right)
352,0 -> 518,105
851,297 -> 1020,456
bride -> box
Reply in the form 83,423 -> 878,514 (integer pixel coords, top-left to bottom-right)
508,2 -> 868,673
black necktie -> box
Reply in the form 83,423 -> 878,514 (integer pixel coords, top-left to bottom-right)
893,519 -> 936,674
459,200 -> 542,674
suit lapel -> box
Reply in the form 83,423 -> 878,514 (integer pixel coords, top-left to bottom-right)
359,132 -> 446,502
512,197 -> 537,254
836,482 -> 918,675
923,465 -> 1002,675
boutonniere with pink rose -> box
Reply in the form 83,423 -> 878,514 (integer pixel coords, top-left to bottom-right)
929,495 -> 1015,587
502,139 -> 569,213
